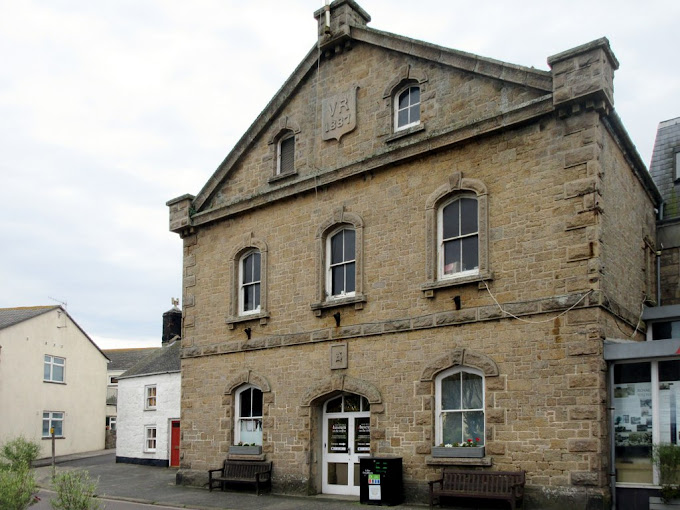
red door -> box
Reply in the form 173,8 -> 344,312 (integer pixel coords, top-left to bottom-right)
170,420 -> 180,467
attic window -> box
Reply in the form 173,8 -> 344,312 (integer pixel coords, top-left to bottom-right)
277,132 -> 295,175
395,85 -> 420,131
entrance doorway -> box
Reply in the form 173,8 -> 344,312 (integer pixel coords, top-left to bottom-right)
170,420 -> 180,467
322,394 -> 370,496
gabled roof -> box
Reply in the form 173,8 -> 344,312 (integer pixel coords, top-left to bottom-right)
0,305 -> 109,360
0,306 -> 58,330
118,340 -> 180,379
103,348 -> 160,372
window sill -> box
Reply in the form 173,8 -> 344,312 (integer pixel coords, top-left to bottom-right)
226,312 -> 270,329
43,380 -> 66,385
421,270 -> 493,298
42,437 -> 65,440
385,124 -> 425,143
268,171 -> 297,184
425,456 -> 492,467
144,408 -> 157,412
310,294 -> 367,317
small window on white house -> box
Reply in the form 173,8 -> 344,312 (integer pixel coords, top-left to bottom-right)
145,385 -> 157,410
439,195 -> 479,279
327,228 -> 356,298
435,367 -> 485,446
395,85 -> 420,131
42,411 -> 64,438
239,250 -> 261,315
235,385 -> 263,445
44,355 -> 65,383
145,426 -> 157,452
277,131 -> 295,175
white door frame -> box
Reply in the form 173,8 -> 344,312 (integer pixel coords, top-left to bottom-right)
321,395 -> 370,496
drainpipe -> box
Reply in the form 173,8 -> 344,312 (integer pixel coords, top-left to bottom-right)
608,362 -> 617,510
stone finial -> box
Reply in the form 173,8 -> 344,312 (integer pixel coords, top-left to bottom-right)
167,194 -> 195,235
314,0 -> 371,57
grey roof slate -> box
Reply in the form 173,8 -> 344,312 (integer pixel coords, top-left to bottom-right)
118,340 -> 181,379
103,348 -> 161,371
0,306 -> 59,331
650,116 -> 680,218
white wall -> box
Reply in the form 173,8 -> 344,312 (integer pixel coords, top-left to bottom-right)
116,372 -> 180,463
0,308 -> 108,459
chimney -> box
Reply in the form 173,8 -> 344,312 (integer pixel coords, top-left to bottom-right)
314,0 -> 370,58
162,298 -> 182,345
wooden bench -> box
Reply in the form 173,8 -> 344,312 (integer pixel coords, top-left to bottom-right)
429,469 -> 525,509
208,460 -> 272,495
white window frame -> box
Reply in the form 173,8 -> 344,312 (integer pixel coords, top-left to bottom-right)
434,366 -> 485,446
44,355 -> 65,383
394,84 -> 421,132
276,131 -> 295,175
326,227 -> 356,299
438,194 -> 480,280
239,249 -> 262,316
144,425 -> 157,452
235,384 -> 263,446
42,411 -> 64,438
145,385 -> 157,410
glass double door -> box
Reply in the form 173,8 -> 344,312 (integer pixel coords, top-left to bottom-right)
322,394 -> 370,496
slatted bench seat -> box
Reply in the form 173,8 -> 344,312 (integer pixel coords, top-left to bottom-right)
208,460 -> 272,495
429,469 -> 525,509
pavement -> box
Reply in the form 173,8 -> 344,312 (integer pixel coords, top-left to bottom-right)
32,450 -> 428,510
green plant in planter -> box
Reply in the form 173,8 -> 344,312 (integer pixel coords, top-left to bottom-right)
653,443 -> 680,502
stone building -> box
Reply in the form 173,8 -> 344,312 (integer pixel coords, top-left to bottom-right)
166,1 -> 661,508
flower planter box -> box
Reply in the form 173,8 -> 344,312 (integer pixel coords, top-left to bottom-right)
228,445 -> 262,455
432,446 -> 485,458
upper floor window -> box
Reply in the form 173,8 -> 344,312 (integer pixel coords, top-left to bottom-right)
439,195 -> 479,279
145,385 -> 157,410
277,131 -> 295,175
42,411 -> 64,438
235,385 -> 263,445
395,85 -> 420,131
240,250 -> 261,315
327,228 -> 355,298
435,367 -> 485,446
44,355 -> 65,383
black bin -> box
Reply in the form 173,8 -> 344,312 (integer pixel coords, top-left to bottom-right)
359,456 -> 403,506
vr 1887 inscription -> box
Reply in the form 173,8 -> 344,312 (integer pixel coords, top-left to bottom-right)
322,87 -> 357,142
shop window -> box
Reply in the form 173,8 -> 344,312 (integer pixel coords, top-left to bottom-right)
235,385 -> 263,445
435,367 -> 485,447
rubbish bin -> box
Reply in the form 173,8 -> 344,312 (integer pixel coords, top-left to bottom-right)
359,456 -> 403,506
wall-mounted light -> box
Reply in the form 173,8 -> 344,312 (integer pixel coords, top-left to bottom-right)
453,296 -> 461,310
333,312 -> 341,327
244,327 -> 252,340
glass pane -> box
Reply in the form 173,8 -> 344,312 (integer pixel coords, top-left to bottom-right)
243,254 -> 253,284
462,235 -> 479,272
462,372 -> 483,409
344,229 -> 355,261
240,388 -> 252,418
463,411 -> 485,445
344,394 -> 360,412
442,202 -> 459,239
659,361 -> 680,446
252,252 -> 261,281
53,365 -> 64,382
614,362 -> 653,483
460,198 -> 478,235
442,412 -> 462,444
253,283 -> 261,310
345,262 -> 355,294
410,86 -> 420,104
328,462 -> 348,485
331,232 -> 344,264
443,239 -> 461,275
42,418 -> 49,437
653,322 -> 673,340
244,285 -> 255,311
329,418 -> 348,453
410,104 -> 420,123
326,397 -> 342,413
355,417 -> 370,453
441,374 -> 461,410
397,109 -> 408,127
239,419 -> 262,445
361,397 -> 370,412
44,362 -> 51,380
332,266 -> 344,295
398,89 -> 410,110
252,388 -> 263,417
354,463 -> 361,487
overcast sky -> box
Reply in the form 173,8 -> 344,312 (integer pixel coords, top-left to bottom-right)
1,0 -> 678,349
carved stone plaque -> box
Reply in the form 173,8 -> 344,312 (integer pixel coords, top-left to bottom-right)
322,87 -> 357,142
330,342 -> 348,370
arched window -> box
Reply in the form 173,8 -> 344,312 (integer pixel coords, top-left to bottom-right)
327,227 -> 356,298
235,384 -> 263,445
438,195 -> 479,279
240,250 -> 261,315
435,367 -> 485,446
395,85 -> 420,131
277,130 -> 295,175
